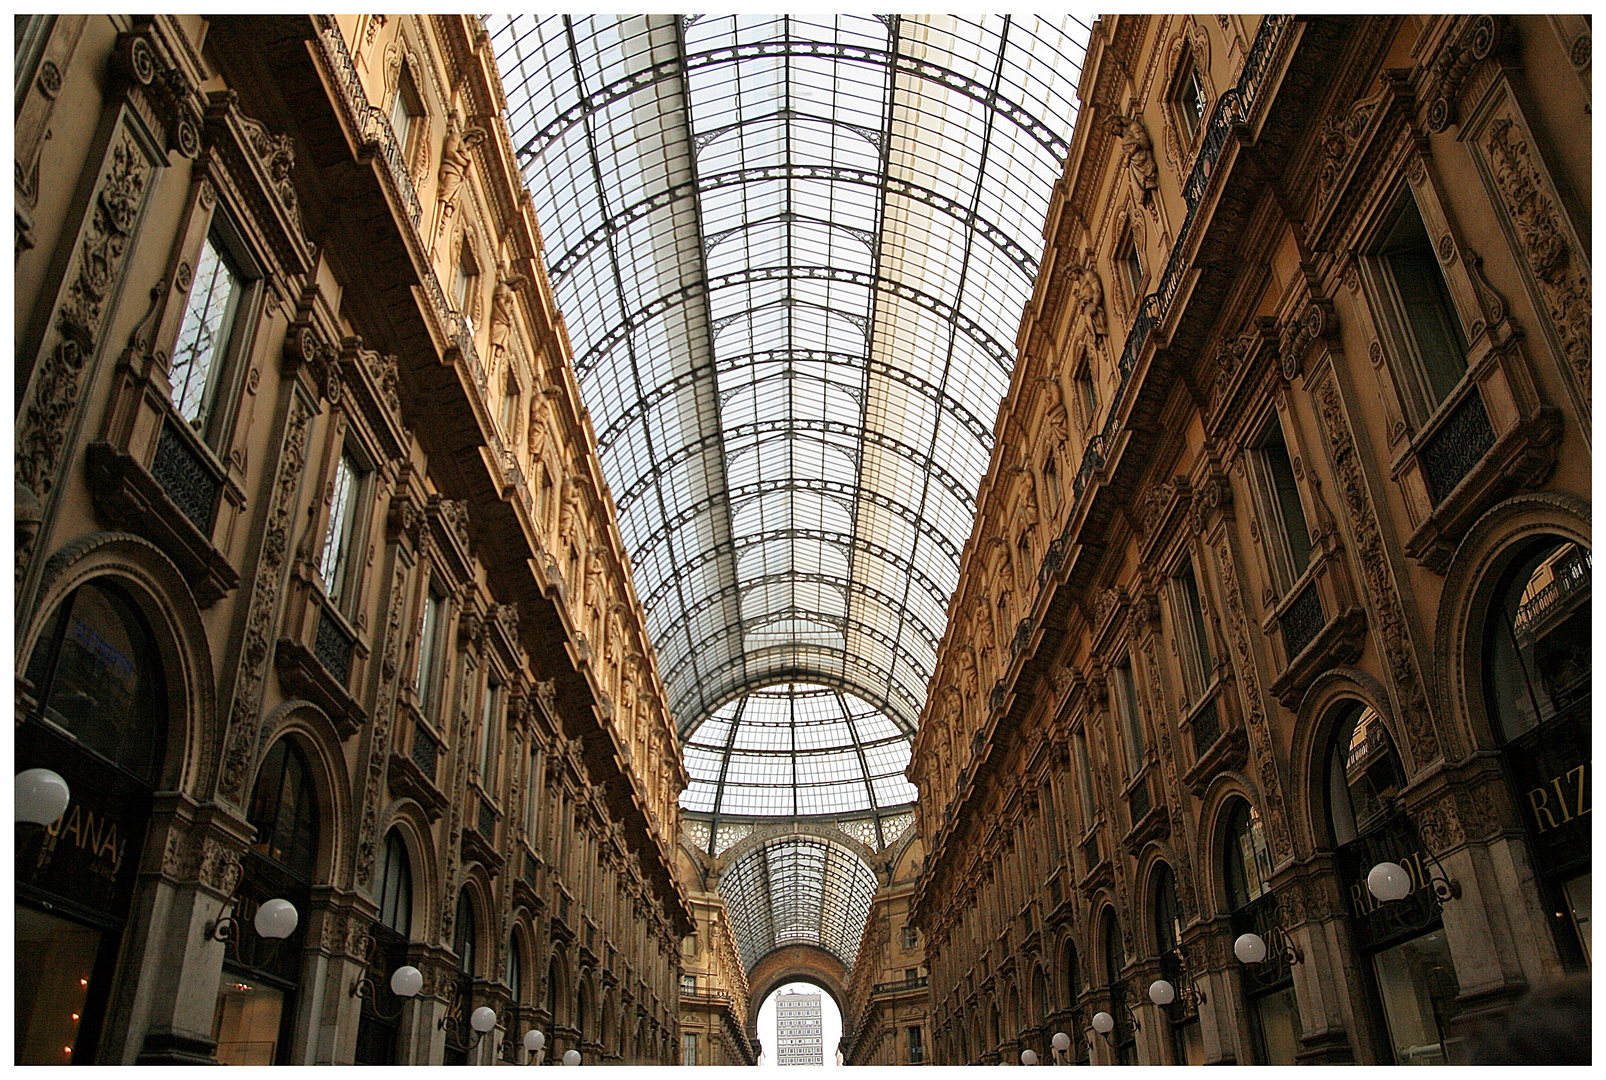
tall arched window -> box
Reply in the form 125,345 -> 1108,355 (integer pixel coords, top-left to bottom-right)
17,579 -> 169,1066
1223,799 -> 1299,1064
377,830 -> 414,936
1484,538 -> 1591,975
214,738 -> 320,1065
1103,910 -> 1135,1064
508,936 -> 523,1007
445,892 -> 479,1063
455,892 -> 478,976
1153,864 -> 1202,1063
1325,703 -> 1460,1063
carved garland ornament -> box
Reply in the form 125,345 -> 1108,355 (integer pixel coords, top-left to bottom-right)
1211,538 -> 1293,861
17,133 -> 152,575
1308,369 -> 1442,767
219,393 -> 315,801
355,555 -> 412,888
1482,113 -> 1591,396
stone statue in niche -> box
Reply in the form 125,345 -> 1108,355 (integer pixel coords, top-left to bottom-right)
1039,375 -> 1071,446
488,273 -> 525,364
1110,114 -> 1159,202
437,120 -> 486,216
1071,250 -> 1109,341
528,386 -> 549,464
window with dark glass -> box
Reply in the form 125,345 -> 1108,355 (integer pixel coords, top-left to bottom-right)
1483,537 -> 1590,974
17,579 -> 168,1067
1170,557 -> 1214,703
213,738 -> 319,1065
415,586 -> 445,710
1073,728 -> 1095,832
319,449 -> 368,608
454,245 -> 479,324
1075,359 -> 1098,433
378,829 -> 413,936
389,66 -> 422,157
1175,58 -> 1207,141
1246,416 -> 1313,595
1224,799 -> 1300,1064
1371,192 -> 1469,419
1113,657 -> 1146,777
1120,234 -> 1143,298
501,370 -> 520,442
478,680 -> 501,788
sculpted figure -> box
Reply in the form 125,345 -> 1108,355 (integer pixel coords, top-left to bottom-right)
488,274 -> 525,362
1110,114 -> 1159,199
1071,251 -> 1109,339
437,123 -> 486,212
1039,375 -> 1071,446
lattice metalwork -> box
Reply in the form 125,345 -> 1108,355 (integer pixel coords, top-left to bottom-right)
879,810 -> 914,848
718,834 -> 880,970
490,14 -> 1090,737
682,818 -> 712,853
682,683 -> 916,818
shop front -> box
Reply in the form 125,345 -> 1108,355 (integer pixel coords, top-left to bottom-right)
16,581 -> 173,1066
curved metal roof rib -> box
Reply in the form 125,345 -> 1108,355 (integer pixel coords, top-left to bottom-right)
491,11 -> 1090,963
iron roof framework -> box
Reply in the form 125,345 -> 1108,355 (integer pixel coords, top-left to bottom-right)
490,12 -> 1090,969
718,834 -> 881,970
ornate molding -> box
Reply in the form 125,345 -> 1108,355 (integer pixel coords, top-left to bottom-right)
219,391 -> 315,802
1308,369 -> 1441,768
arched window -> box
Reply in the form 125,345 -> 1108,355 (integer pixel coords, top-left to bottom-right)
1484,537 -> 1590,973
377,830 -> 413,936
1153,864 -> 1203,1063
248,739 -> 319,879
1153,864 -> 1182,954
23,579 -> 168,784
508,936 -> 523,1006
1102,910 -> 1135,1064
1222,798 -> 1299,1064
455,892 -> 478,975
214,738 -> 321,1064
547,957 -> 561,1022
17,579 -> 169,1066
1326,705 -> 1403,847
1224,800 -> 1273,911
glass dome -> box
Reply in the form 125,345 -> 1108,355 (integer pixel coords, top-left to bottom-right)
680,683 -> 917,817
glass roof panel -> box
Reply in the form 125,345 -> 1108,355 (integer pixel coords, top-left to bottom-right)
490,10 -> 1091,864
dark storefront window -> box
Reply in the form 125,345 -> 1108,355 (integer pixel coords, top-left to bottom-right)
1484,538 -> 1590,970
17,580 -> 168,1065
1153,864 -> 1204,1064
1327,704 -> 1461,1064
1102,910 -> 1136,1064
444,892 -> 479,1064
356,830 -> 413,1065
1224,799 -> 1301,1064
213,739 -> 320,1064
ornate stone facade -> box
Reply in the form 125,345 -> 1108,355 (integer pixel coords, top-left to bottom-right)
16,14 -> 689,1066
910,14 -> 1589,1067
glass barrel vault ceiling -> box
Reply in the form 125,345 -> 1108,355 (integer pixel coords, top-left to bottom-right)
491,15 -> 1090,811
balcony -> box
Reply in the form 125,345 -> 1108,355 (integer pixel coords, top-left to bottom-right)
871,975 -> 928,996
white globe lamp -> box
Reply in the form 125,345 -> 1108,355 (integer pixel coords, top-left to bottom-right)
1091,1011 -> 1114,1035
1051,1032 -> 1071,1054
563,1048 -> 581,1065
1148,979 -> 1176,1005
1233,932 -> 1268,965
524,1030 -> 546,1054
253,898 -> 299,939
16,768 -> 70,826
1020,1049 -> 1038,1065
470,1006 -> 498,1034
1367,861 -> 1413,903
390,965 -> 423,998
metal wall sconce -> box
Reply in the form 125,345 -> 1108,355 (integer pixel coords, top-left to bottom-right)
562,1049 -> 581,1065
16,768 -> 70,825
438,1005 -> 499,1047
1020,1049 -> 1038,1065
1091,1011 -> 1114,1035
1148,944 -> 1207,1010
524,1029 -> 545,1064
350,959 -> 423,1000
205,896 -> 299,943
1050,1031 -> 1072,1064
1367,858 -> 1461,903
